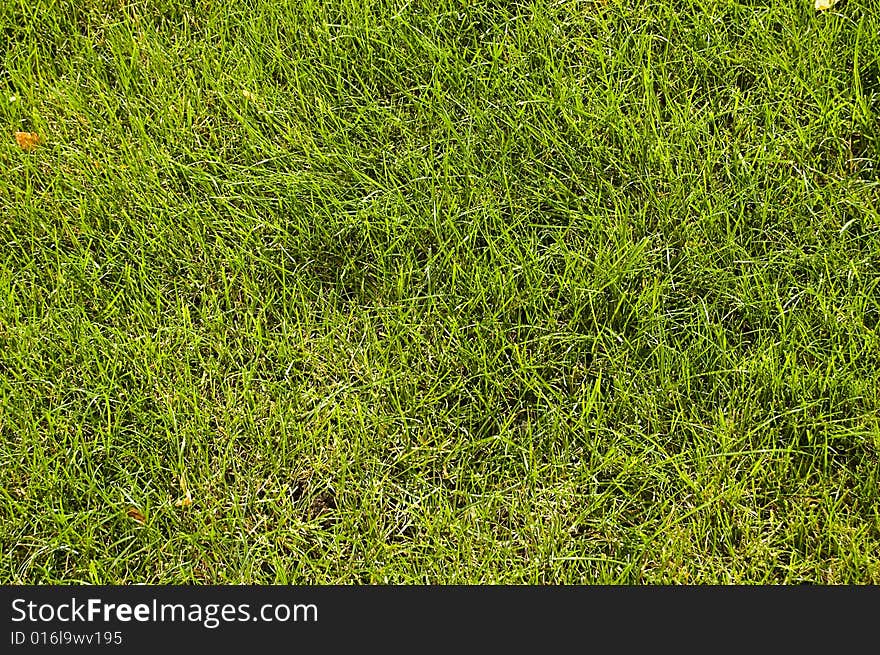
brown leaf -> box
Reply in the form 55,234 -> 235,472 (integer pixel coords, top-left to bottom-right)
126,507 -> 146,524
14,131 -> 41,151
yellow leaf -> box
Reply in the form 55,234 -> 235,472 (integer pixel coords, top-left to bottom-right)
174,474 -> 193,508
14,131 -> 41,151
175,490 -> 193,508
815,0 -> 838,10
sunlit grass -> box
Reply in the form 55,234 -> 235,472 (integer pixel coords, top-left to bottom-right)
1,0 -> 878,583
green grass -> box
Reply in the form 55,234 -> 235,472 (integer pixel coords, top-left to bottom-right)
1,0 -> 879,584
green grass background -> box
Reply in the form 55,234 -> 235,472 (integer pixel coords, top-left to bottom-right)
1,0 -> 879,583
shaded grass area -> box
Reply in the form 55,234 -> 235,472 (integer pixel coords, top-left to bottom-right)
1,0 -> 879,582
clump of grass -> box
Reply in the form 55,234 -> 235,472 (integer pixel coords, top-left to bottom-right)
1,0 -> 878,583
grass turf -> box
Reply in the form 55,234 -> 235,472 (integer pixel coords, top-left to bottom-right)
1,0 -> 879,583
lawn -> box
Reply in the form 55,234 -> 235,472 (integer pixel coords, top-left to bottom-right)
1,0 -> 879,583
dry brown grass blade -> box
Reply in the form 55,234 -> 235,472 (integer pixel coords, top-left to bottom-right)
126,507 -> 146,524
